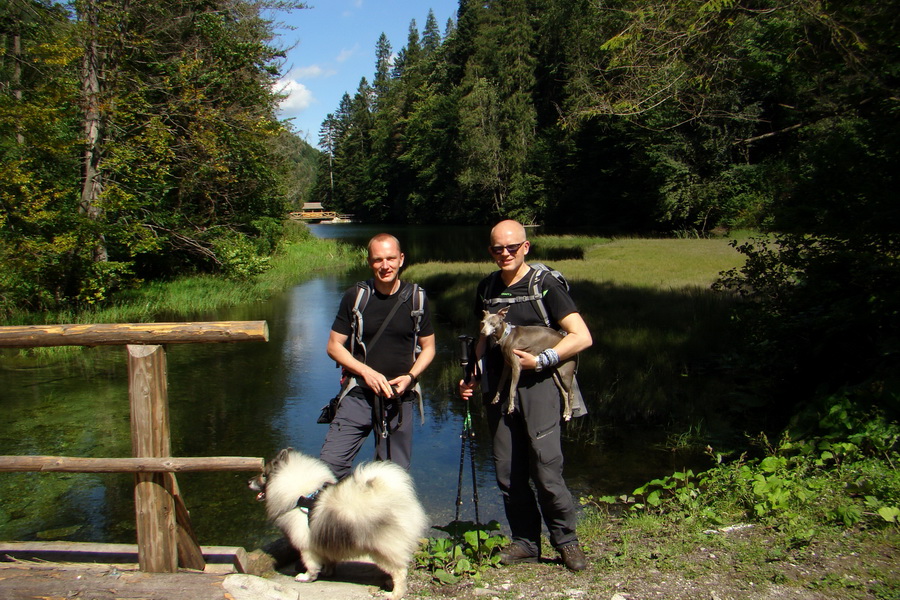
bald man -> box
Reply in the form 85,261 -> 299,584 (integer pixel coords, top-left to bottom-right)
459,220 -> 592,571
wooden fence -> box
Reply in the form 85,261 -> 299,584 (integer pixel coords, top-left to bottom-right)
0,322 -> 269,573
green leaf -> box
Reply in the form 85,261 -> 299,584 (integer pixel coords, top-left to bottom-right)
433,569 -> 460,584
877,506 -> 900,523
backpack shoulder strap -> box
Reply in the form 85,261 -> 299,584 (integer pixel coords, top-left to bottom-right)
528,264 -> 551,327
482,270 -> 543,309
482,264 -> 564,327
410,283 -> 424,334
409,282 -> 425,357
349,280 -> 373,358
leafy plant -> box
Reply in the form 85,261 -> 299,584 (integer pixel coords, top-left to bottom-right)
415,520 -> 507,584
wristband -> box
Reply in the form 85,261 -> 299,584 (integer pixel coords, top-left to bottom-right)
545,349 -> 560,367
404,372 -> 418,385
537,349 -> 559,372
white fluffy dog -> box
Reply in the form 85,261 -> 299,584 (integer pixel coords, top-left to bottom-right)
249,448 -> 426,600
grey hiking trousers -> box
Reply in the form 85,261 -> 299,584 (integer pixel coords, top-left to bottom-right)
319,387 -> 414,480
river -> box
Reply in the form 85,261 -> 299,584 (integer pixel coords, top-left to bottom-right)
0,224 -> 690,549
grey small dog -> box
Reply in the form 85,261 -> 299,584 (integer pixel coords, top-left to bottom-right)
480,307 -> 577,421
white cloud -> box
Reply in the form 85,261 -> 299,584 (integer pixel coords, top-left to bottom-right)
289,65 -> 335,80
276,78 -> 315,115
336,45 -> 358,63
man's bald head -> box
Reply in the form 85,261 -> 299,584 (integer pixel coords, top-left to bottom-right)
490,220 -> 527,244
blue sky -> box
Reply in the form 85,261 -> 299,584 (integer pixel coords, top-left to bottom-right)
271,1 -> 460,147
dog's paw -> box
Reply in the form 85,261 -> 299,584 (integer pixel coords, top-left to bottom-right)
295,572 -> 317,583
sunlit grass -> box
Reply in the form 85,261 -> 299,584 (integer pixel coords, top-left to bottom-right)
408,233 -> 747,287
575,237 -> 748,288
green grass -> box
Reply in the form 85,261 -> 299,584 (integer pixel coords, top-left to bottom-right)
576,236 -> 748,288
3,230 -> 362,326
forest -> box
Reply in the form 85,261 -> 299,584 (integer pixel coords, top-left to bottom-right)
314,0 -> 897,236
1,1 -> 898,416
0,0 -> 316,314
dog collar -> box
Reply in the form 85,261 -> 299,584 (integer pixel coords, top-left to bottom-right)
498,324 -> 514,343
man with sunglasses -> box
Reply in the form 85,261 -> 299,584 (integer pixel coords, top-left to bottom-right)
459,220 -> 593,571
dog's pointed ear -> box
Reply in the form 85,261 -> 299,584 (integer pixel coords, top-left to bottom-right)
482,310 -> 490,319
498,307 -> 509,318
276,448 -> 291,462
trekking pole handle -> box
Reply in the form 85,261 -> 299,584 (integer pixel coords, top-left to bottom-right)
458,335 -> 476,384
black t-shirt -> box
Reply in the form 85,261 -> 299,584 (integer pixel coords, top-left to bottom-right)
474,265 -> 578,393
332,280 -> 433,381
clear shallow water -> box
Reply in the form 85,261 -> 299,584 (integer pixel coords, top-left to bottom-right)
0,225 -> 697,549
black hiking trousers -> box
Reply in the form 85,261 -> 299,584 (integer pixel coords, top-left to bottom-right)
486,373 -> 579,555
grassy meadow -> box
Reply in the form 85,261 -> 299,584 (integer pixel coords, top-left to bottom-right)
406,233 -> 750,429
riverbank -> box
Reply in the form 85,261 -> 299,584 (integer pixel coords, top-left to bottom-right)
2,224 -> 361,327
406,521 -> 898,599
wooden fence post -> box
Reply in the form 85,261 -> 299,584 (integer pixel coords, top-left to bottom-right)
0,321 -> 269,573
128,344 -> 177,573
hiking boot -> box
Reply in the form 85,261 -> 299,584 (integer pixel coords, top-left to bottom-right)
499,542 -> 539,565
558,543 -> 587,571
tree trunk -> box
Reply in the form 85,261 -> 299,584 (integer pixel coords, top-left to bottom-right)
12,32 -> 24,145
79,0 -> 108,263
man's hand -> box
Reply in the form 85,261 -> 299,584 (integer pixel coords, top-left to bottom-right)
459,378 -> 478,401
361,366 -> 396,398
388,373 -> 416,397
512,348 -> 538,370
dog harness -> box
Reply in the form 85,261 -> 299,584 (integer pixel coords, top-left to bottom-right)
296,483 -> 331,515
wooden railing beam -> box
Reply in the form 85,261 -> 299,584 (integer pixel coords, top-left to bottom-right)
0,456 -> 264,472
0,321 -> 269,348
0,320 -> 270,574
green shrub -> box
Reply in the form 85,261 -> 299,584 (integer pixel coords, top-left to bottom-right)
211,232 -> 270,280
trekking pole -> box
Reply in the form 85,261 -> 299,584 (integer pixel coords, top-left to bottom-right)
454,335 -> 480,523
454,411 -> 467,522
467,408 -> 480,524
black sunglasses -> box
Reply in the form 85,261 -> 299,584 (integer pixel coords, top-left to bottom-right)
489,241 -> 526,256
